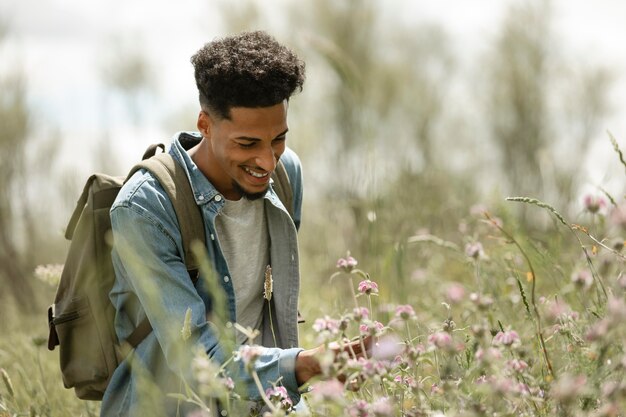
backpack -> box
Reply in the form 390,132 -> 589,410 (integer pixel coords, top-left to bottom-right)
47,138 -> 294,400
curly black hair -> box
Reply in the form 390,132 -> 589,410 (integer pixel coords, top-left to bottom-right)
190,31 -> 306,119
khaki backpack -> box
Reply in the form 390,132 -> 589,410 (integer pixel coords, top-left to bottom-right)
47,139 -> 294,400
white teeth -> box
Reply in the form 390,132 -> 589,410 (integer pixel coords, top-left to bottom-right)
244,167 -> 268,178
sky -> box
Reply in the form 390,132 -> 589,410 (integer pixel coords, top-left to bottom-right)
1,0 -> 626,188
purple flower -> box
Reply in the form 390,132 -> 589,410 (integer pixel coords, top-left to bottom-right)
493,330 -> 521,348
465,242 -> 484,259
337,254 -> 358,272
312,316 -> 341,334
428,332 -> 452,350
506,359 -> 529,373
446,283 -> 466,303
234,345 -> 263,371
552,374 -> 587,402
370,397 -> 394,416
394,304 -> 416,320
359,320 -> 384,336
348,399 -> 370,417
610,204 -> 626,230
475,347 -> 502,362
583,194 -> 607,214
265,385 -> 293,411
358,279 -> 379,295
372,335 -> 402,361
353,307 -> 370,321
311,379 -> 344,400
571,269 -> 593,289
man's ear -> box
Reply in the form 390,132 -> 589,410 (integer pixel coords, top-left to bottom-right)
197,111 -> 212,138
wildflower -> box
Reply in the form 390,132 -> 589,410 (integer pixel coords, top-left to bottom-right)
506,359 -> 529,373
583,194 -> 607,214
181,307 -> 192,341
393,375 -> 418,389
347,399 -> 369,417
265,386 -> 293,412
475,347 -> 502,363
493,330 -> 521,348
618,273 -> 626,289
311,379 -> 344,401
359,320 -> 385,336
337,253 -> 358,272
394,304 -> 416,320
312,316 -> 341,335
465,242 -> 484,259
607,295 -> 626,320
370,397 -> 394,416
551,374 -> 587,403
609,203 -> 626,230
264,265 -> 273,301
571,269 -> 593,289
372,335 -> 402,361
445,283 -> 465,303
353,306 -> 370,321
34,264 -> 64,287
234,345 -> 263,371
358,279 -> 379,295
470,292 -> 493,310
545,299 -> 579,324
428,332 -> 452,350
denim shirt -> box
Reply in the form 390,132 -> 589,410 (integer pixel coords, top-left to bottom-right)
101,132 -> 304,417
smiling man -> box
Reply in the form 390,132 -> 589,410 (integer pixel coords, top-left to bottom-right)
100,31 -> 340,416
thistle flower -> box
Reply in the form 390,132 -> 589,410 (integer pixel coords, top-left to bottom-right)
427,332 -> 452,350
265,385 -> 293,412
337,252 -> 358,272
358,279 -> 379,295
234,345 -> 263,372
445,283 -> 465,303
571,269 -> 593,289
583,194 -> 607,214
353,306 -> 370,321
312,316 -> 341,334
493,330 -> 521,348
311,379 -> 345,401
465,242 -> 484,259
359,320 -> 385,336
394,304 -> 416,320
181,307 -> 192,341
264,264 -> 273,301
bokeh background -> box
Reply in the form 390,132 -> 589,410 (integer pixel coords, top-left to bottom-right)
1,0 -> 626,348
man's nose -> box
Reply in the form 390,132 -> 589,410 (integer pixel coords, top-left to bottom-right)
255,145 -> 277,172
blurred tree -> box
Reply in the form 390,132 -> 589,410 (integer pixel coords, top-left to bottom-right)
97,36 -> 154,173
0,23 -> 36,309
485,1 -> 611,218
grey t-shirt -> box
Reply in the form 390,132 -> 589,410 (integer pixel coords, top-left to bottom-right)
215,197 -> 269,345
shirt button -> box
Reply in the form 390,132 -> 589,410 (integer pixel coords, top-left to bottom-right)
210,234 -> 215,241
215,195 -> 222,202
223,276 -> 230,283
198,195 -> 204,201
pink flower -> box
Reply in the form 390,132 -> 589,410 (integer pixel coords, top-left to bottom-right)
353,307 -> 370,321
506,359 -> 529,373
428,332 -> 452,349
610,204 -> 626,230
394,304 -> 416,320
551,374 -> 587,402
311,379 -> 344,400
583,194 -> 607,214
571,269 -> 593,289
337,254 -> 358,272
234,345 -> 263,370
475,347 -> 502,362
372,335 -> 402,361
265,385 -> 293,411
493,330 -> 521,348
465,242 -> 484,259
446,283 -> 466,303
359,320 -> 384,336
358,279 -> 379,295
312,316 -> 341,334
348,400 -> 369,417
370,397 -> 394,416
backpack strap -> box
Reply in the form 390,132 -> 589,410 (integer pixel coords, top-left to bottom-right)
271,160 -> 294,219
123,151 -> 206,348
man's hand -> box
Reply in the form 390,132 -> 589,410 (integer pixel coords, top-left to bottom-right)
295,336 -> 373,386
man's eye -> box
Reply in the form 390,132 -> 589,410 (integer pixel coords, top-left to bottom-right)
239,142 -> 255,148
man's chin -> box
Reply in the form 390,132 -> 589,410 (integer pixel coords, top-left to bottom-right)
232,181 -> 268,201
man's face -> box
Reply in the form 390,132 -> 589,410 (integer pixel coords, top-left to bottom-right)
199,101 -> 288,200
